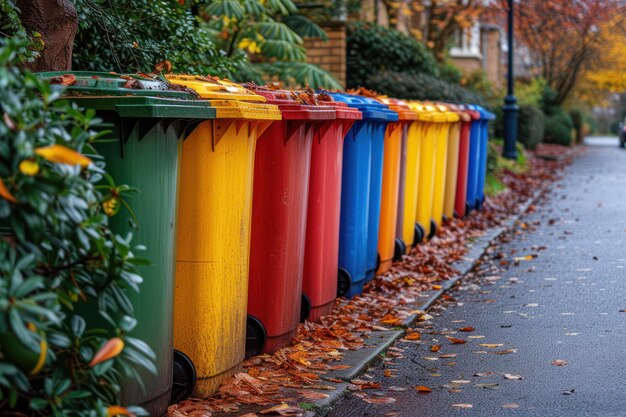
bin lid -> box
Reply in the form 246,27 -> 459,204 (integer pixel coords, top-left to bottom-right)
317,92 -> 362,121
376,97 -> 419,121
244,87 -> 335,121
407,102 -> 448,123
458,104 -> 481,121
434,104 -> 461,123
442,103 -> 471,122
466,104 -> 495,121
164,75 -> 281,121
321,92 -> 398,122
37,71 -> 215,119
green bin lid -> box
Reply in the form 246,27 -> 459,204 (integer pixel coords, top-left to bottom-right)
37,71 -> 216,120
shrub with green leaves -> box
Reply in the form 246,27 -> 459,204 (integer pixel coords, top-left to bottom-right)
0,39 -> 152,416
517,105 -> 546,150
347,22 -> 439,89
364,70 -> 488,107
72,0 -> 241,76
544,110 -> 574,146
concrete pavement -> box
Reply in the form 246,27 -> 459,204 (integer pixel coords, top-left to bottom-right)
326,138 -> 626,417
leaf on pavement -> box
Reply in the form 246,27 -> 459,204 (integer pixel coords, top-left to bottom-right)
430,345 -> 441,352
552,359 -> 568,366
415,385 -> 432,393
479,344 -> 503,348
451,404 -> 473,408
363,397 -> 397,404
447,337 -> 466,344
458,326 -> 475,332
503,374 -> 523,380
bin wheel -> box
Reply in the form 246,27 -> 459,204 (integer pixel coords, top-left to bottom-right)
300,293 -> 311,323
393,238 -> 406,262
245,315 -> 266,358
337,268 -> 351,297
465,202 -> 472,217
413,223 -> 425,246
477,196 -> 485,210
428,219 -> 437,239
171,350 -> 196,404
376,253 -> 381,272
453,209 -> 460,218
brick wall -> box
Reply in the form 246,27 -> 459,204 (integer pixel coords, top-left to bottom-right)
304,23 -> 347,88
484,29 -> 502,86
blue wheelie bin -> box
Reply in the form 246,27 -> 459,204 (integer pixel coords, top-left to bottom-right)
465,104 -> 484,214
475,108 -> 496,210
325,92 -> 398,298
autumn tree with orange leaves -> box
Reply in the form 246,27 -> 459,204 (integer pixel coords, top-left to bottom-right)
491,0 -> 626,105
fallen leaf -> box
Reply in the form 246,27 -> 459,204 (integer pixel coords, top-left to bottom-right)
439,354 -> 457,358
468,335 -> 485,339
430,345 -> 441,352
563,389 -> 575,395
552,359 -> 568,366
450,380 -> 470,384
423,357 -> 439,361
447,337 -> 466,344
363,397 -> 397,404
404,332 -> 421,340
418,313 -> 433,321
476,383 -> 499,390
388,386 -> 408,392
259,403 -> 300,415
503,374 -> 523,380
239,414 -> 259,417
451,404 -> 473,408
415,385 -> 432,393
432,284 -> 442,290
384,369 -> 395,378
298,390 -> 329,400
502,403 -> 519,409
492,349 -> 517,355
458,326 -> 475,332
513,254 -> 536,261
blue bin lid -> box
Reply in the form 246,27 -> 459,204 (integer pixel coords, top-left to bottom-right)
467,104 -> 496,121
320,92 -> 398,122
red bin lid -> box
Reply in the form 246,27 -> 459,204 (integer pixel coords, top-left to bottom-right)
242,85 -> 336,121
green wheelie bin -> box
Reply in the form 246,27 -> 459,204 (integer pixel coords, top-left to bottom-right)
38,72 -> 215,415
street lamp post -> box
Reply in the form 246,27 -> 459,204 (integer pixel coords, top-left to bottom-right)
503,0 -> 518,159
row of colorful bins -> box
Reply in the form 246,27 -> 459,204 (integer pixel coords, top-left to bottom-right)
37,71 -> 494,416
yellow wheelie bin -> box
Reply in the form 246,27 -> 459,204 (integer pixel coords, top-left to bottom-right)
165,75 -> 281,398
431,104 -> 460,231
375,104 -> 405,274
409,102 -> 444,239
443,104 -> 470,220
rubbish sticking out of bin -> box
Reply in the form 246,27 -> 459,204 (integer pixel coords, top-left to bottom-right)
375,97 -> 418,270
245,87 -> 335,355
164,75 -> 281,398
302,94 -> 362,322
324,92 -> 398,298
39,71 -> 215,416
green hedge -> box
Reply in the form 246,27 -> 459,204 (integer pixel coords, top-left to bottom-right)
364,70 -> 488,107
518,105 -> 546,150
544,110 -> 574,146
346,22 -> 438,89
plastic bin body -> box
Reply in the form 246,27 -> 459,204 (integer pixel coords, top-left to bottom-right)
397,121 -> 424,248
375,97 -> 419,270
475,108 -> 496,209
454,108 -> 479,218
465,105 -> 483,213
247,89 -> 334,353
164,75 -> 281,397
409,102 -> 444,239
431,105 -> 460,228
443,119 -> 462,219
302,101 -> 361,322
38,72 -> 215,415
326,93 -> 397,298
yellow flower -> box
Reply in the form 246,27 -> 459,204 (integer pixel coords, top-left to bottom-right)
35,144 -> 92,168
19,159 -> 39,176
102,197 -> 119,216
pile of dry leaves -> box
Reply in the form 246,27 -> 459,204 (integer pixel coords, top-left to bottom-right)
167,144 -> 576,417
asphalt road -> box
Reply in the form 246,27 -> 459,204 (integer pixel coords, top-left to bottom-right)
327,137 -> 626,417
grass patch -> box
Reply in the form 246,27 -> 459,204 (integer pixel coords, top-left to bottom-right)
299,402 -> 316,411
485,173 -> 506,196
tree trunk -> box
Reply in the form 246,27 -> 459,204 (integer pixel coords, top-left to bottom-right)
16,0 -> 77,72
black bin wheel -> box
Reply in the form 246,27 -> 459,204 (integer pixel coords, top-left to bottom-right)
477,196 -> 485,210
300,293 -> 311,323
171,350 -> 196,404
453,209 -> 460,218
413,223 -> 425,246
465,202 -> 472,217
375,253 -> 381,272
428,219 -> 437,239
393,238 -> 406,262
337,268 -> 351,297
245,315 -> 266,359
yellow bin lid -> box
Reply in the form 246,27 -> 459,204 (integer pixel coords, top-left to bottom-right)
407,101 -> 447,123
165,74 -> 281,120
434,104 -> 461,123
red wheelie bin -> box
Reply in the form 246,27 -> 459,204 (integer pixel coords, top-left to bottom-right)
302,96 -> 361,322
246,88 -> 335,355
454,106 -> 480,218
